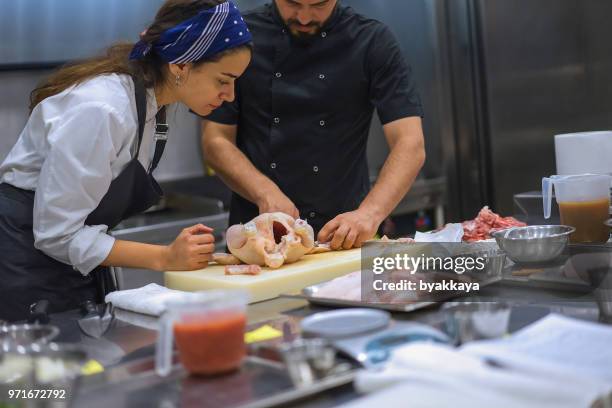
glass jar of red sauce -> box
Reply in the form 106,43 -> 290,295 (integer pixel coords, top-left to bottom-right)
155,290 -> 249,377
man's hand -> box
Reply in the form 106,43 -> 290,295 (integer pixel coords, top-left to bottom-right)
317,209 -> 382,250
316,117 -> 424,250
256,186 -> 300,219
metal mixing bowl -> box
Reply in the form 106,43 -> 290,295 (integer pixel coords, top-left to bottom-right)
490,225 -> 575,264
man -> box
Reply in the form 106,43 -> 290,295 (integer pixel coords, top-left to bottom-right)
201,0 -> 425,250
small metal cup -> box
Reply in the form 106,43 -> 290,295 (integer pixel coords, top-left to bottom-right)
279,338 -> 337,386
442,301 -> 511,345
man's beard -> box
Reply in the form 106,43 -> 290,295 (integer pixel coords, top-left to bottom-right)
287,20 -> 322,45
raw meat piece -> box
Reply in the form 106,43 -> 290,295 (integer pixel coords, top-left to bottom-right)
308,242 -> 332,254
213,253 -> 242,265
224,264 -> 262,276
462,206 -> 526,242
313,269 -> 477,305
379,235 -> 416,244
397,237 -> 416,243
226,213 -> 315,268
314,271 -> 362,300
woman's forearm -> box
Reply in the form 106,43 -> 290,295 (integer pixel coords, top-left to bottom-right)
101,239 -> 168,272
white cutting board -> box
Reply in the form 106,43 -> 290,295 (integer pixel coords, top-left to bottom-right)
164,249 -> 362,303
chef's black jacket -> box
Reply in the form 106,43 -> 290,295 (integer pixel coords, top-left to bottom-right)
203,2 -> 423,233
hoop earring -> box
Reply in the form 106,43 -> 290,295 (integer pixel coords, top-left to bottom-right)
175,74 -> 182,87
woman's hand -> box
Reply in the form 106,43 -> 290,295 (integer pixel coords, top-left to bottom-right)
163,224 -> 215,270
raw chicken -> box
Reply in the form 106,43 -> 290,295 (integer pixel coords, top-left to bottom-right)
225,213 -> 316,268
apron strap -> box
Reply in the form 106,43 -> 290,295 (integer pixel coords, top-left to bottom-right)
131,75 -> 168,174
149,107 -> 168,173
132,75 -> 147,153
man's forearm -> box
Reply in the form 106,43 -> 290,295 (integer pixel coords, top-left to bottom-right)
359,130 -> 426,222
203,134 -> 279,205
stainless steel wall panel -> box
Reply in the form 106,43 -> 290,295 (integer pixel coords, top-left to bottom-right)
445,0 -> 612,217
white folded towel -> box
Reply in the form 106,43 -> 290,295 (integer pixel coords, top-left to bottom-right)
105,283 -> 195,316
113,308 -> 159,330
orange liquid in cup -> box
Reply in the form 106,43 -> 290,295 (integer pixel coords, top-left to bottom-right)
173,312 -> 246,376
559,198 -> 610,243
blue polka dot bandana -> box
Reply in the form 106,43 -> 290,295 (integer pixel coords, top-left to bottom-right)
130,1 -> 252,63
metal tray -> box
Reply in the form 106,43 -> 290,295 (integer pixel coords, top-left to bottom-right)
74,354 -> 357,408
283,282 -> 496,313
281,252 -> 506,312
283,290 -> 438,312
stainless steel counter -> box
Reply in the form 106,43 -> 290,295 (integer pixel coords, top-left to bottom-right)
64,291 -> 601,408
40,244 -> 610,408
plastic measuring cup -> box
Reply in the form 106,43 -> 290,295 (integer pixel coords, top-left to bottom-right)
155,290 -> 249,377
542,174 -> 611,243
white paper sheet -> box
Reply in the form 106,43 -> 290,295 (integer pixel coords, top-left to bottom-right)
461,314 -> 612,383
347,315 -> 612,408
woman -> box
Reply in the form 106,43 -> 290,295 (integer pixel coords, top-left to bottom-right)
0,0 -> 252,321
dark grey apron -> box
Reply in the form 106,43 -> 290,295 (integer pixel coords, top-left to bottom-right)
0,76 -> 167,322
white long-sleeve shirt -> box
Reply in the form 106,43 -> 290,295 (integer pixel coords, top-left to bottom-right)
0,73 -> 159,275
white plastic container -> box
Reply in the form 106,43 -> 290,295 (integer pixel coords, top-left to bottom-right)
542,174 -> 611,243
555,131 -> 612,175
